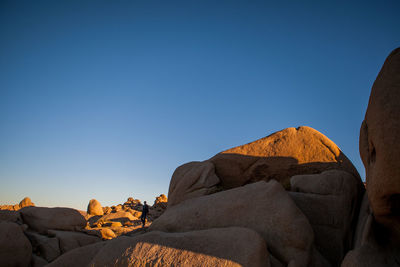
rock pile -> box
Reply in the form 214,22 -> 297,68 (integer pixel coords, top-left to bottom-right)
0,194 -> 167,266
0,197 -> 35,211
1,48 -> 399,267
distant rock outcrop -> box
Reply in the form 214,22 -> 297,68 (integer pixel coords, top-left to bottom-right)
87,199 -> 104,216
0,196 -> 35,211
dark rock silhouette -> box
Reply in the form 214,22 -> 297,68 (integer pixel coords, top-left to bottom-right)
342,47 -> 400,266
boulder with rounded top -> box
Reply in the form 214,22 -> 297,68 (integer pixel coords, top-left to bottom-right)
209,126 -> 360,190
87,199 -> 104,216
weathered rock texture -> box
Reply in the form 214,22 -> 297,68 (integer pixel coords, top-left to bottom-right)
342,47 -> 400,267
25,231 -> 61,262
20,207 -> 87,234
46,242 -> 106,267
90,228 -> 270,267
0,221 -> 32,267
290,170 -> 363,266
359,47 -> 400,230
151,180 -> 314,266
209,126 -> 360,190
87,199 -> 104,216
47,230 -> 101,253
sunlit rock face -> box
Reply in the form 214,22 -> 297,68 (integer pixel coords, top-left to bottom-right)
209,126 -> 362,190
88,228 -> 270,267
87,199 -> 104,216
168,126 -> 364,208
168,161 -> 220,206
153,181 -> 315,267
359,47 -> 400,232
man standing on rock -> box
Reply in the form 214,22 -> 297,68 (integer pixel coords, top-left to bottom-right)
141,201 -> 149,228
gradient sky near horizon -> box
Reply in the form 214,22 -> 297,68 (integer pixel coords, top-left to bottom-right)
1,1 -> 399,210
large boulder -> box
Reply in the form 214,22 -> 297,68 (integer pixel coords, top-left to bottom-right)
151,180 -> 314,266
209,126 -> 360,189
25,231 -> 60,262
46,241 -> 106,267
341,48 -> 400,266
289,170 -> 364,266
0,221 -> 32,267
47,230 -> 101,253
0,210 -> 23,224
90,227 -> 270,267
20,207 -> 86,234
359,47 -> 400,233
19,197 -> 34,209
87,199 -> 104,216
168,161 -> 220,206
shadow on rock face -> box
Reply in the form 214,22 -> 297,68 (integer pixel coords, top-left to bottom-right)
359,47 -> 400,236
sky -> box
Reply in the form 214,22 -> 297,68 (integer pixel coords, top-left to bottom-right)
1,0 -> 399,210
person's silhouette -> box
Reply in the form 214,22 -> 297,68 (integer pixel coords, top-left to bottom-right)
141,201 -> 149,228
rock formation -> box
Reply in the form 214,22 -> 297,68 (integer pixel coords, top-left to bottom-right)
0,197 -> 35,211
0,221 -> 32,267
87,199 -> 104,216
1,48 -> 399,267
209,126 -> 361,190
342,47 -> 400,266
0,194 -> 167,266
151,180 -> 315,266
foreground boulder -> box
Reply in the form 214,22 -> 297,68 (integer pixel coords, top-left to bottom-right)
342,47 -> 400,266
359,47 -> 400,233
289,170 -> 364,266
90,227 -> 270,267
20,207 -> 86,234
209,126 -> 360,189
47,230 -> 101,253
0,210 -> 23,224
87,199 -> 104,216
25,231 -> 60,262
0,221 -> 32,267
46,242 -> 106,267
151,180 -> 314,266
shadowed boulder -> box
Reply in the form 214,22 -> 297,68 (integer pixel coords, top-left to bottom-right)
342,47 -> 400,267
151,180 -> 314,266
0,221 -> 32,267
289,170 -> 363,266
359,47 -> 400,232
46,241 -> 106,267
20,207 -> 86,234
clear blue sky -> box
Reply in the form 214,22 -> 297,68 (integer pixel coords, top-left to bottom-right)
1,1 -> 399,210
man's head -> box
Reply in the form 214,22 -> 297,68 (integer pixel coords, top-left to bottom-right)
144,201 -> 147,205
